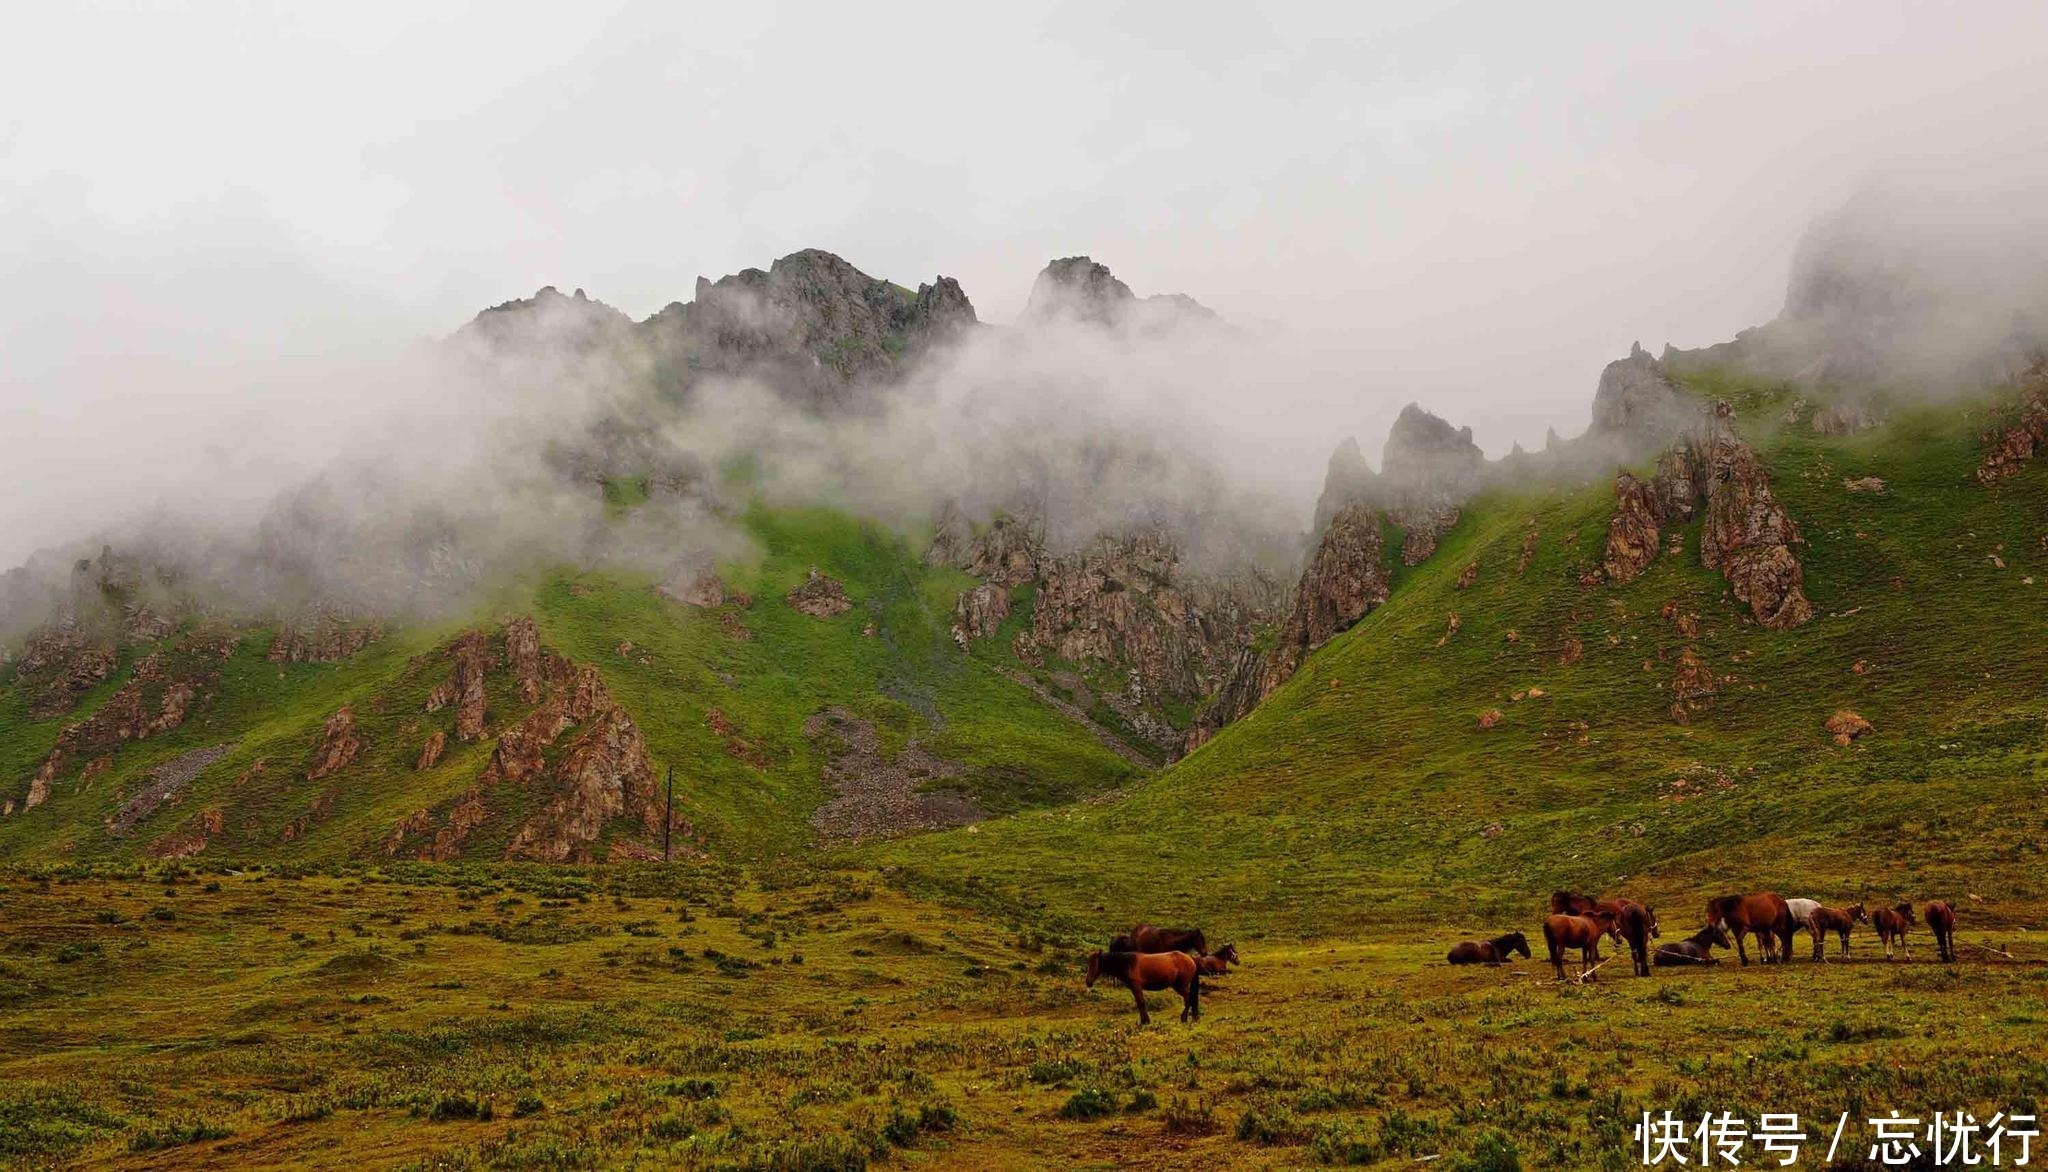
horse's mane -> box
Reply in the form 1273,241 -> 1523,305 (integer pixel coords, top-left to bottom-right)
1489,931 -> 1526,949
1686,924 -> 1724,946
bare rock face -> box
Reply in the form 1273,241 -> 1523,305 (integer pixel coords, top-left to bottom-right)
1019,256 -> 1220,334
505,706 -> 658,862
148,807 -> 223,859
22,631 -> 117,720
641,249 -> 976,409
1600,405 -> 1814,629
1189,505 -> 1390,747
306,705 -> 362,780
1672,647 -> 1716,706
1977,388 -> 2048,484
416,730 -> 446,771
1812,402 -> 1882,436
787,568 -> 853,617
425,631 -> 494,741
1590,343 -> 1689,446
950,582 -> 1012,650
928,505 -> 1043,586
387,617 -> 672,863
657,565 -> 729,608
1603,473 -> 1662,582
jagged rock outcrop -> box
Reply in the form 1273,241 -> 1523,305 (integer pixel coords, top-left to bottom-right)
1019,256 -> 1219,334
787,568 -> 853,617
1600,404 -> 1814,629
424,631 -> 493,741
950,583 -> 1012,649
387,618 -> 672,863
415,730 -> 446,771
641,249 -> 976,408
1825,710 -> 1873,745
927,504 -> 1043,586
269,615 -> 383,664
17,627 -> 118,719
657,564 -> 730,607
1188,505 -> 1390,749
305,706 -> 361,780
1590,343 -> 1690,447
11,631 -> 234,815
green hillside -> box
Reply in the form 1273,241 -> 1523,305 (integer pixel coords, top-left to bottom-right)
877,374 -> 2048,938
0,507 -> 1140,866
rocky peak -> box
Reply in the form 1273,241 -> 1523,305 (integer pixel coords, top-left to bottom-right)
1589,342 -> 1689,445
1022,257 -> 1135,326
1382,404 -> 1483,493
1312,436 -> 1379,532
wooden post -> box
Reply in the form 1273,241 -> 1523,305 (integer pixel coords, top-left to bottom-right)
662,765 -> 674,863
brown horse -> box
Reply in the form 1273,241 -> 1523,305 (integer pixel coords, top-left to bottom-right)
1706,893 -> 1793,966
1806,903 -> 1866,960
1872,901 -> 1915,960
1654,923 -> 1732,966
1542,910 -> 1620,981
1924,901 -> 1956,963
1617,903 -> 1661,977
1550,891 -> 1625,917
1194,942 -> 1241,976
1086,950 -> 1200,1024
1110,924 -> 1208,956
1447,931 -> 1531,966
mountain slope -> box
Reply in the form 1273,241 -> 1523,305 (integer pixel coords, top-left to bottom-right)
876,370 -> 2048,937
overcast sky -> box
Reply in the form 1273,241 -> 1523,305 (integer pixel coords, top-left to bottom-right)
4,1 -> 2046,565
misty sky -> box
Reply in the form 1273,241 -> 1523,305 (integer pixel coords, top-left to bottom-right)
4,1 -> 2047,566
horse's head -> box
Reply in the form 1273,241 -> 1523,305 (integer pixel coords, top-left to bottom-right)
1108,933 -> 1136,953
1644,906 -> 1661,938
1506,931 -> 1531,959
1849,903 -> 1868,924
1893,901 -> 1916,923
1085,951 -> 1103,987
1212,942 -> 1240,967
1703,923 -> 1732,950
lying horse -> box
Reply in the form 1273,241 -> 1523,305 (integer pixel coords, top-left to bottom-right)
1806,903 -> 1866,960
1086,950 -> 1200,1024
1195,942 -> 1241,976
1618,902 -> 1661,977
1447,931 -> 1531,966
1872,901 -> 1915,960
1706,893 -> 1793,966
1924,900 -> 1956,963
1542,910 -> 1620,981
1110,924 -> 1208,956
1654,923 -> 1732,966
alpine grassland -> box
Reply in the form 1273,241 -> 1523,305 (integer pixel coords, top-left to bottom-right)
5,373 -> 2048,1169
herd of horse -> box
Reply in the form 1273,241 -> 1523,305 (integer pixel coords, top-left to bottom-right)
1084,895 -> 1962,1024
1455,891 -> 1962,980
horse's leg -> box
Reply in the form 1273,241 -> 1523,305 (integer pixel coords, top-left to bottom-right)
1810,924 -> 1823,962
1735,927 -> 1751,966
1129,981 -> 1150,1025
1186,970 -> 1200,1022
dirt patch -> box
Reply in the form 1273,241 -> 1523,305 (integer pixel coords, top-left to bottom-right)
804,708 -> 981,842
105,742 -> 235,837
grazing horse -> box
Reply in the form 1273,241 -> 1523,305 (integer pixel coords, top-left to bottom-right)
1194,942 -> 1241,976
1110,924 -> 1208,956
1806,903 -> 1866,960
1542,910 -> 1620,981
1447,931 -> 1531,966
1617,903 -> 1661,977
1706,893 -> 1794,966
1654,923 -> 1732,966
1872,902 -> 1915,960
1086,950 -> 1200,1025
1924,901 -> 1957,963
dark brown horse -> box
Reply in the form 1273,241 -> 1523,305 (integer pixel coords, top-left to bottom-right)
1653,923 -> 1732,966
1617,902 -> 1661,977
1706,893 -> 1793,966
1550,891 -> 1625,918
1447,931 -> 1531,966
1542,910 -> 1620,980
1806,903 -> 1866,960
1110,924 -> 1208,956
1872,901 -> 1915,960
1924,901 -> 1956,963
1086,950 -> 1200,1024
1194,942 -> 1241,976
